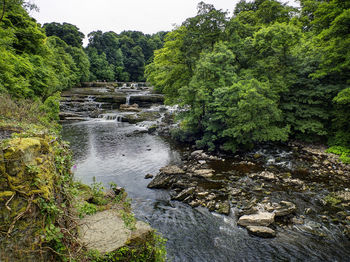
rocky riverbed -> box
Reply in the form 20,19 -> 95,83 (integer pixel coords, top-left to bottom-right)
146,141 -> 350,239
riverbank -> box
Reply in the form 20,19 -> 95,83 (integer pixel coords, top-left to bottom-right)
147,126 -> 350,239
0,95 -> 166,261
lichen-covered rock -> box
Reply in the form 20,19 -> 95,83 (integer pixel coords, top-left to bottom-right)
0,135 -> 74,261
79,209 -> 153,254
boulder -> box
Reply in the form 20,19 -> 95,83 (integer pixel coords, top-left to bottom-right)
79,209 -> 153,254
238,212 -> 275,227
246,226 -> 276,238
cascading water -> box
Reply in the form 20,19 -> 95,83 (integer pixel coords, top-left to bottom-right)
97,113 -> 124,122
61,87 -> 350,262
126,94 -> 131,105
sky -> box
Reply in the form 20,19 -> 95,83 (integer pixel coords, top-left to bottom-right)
30,0 -> 297,45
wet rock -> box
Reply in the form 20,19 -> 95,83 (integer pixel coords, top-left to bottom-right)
335,191 -> 350,202
274,201 -> 297,217
172,187 -> 196,201
253,171 -> 277,181
197,191 -> 209,198
253,153 -> 262,159
344,225 -> 350,239
215,201 -> 230,215
159,165 -> 185,175
283,178 -> 304,186
291,217 -> 304,224
189,200 -> 200,208
198,160 -> 206,165
191,150 -> 203,158
129,94 -> 164,106
147,165 -> 185,189
246,226 -> 276,238
229,188 -> 242,196
144,174 -> 154,179
193,169 -> 214,178
112,186 -> 124,195
119,103 -> 141,112
238,212 -> 275,227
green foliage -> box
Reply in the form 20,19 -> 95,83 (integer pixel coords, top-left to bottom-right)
0,3 -> 90,100
120,210 -> 136,230
86,30 -> 166,81
77,202 -> 98,218
324,194 -> 342,207
326,146 -> 350,164
86,232 -> 167,262
146,0 -> 350,152
90,177 -> 108,205
43,22 -> 85,48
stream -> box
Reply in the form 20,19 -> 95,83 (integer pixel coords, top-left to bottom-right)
61,86 -> 350,261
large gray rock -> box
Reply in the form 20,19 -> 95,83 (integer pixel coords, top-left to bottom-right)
238,212 -> 275,227
79,209 -> 153,254
246,226 -> 276,238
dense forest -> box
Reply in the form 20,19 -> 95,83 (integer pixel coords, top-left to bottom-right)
0,0 -> 349,160
0,0 -> 166,101
146,0 -> 350,159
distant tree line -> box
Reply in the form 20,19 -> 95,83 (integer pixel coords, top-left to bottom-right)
146,0 -> 350,153
0,0 -> 166,101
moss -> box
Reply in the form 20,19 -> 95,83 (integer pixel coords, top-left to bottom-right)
324,194 -> 342,207
0,190 -> 15,201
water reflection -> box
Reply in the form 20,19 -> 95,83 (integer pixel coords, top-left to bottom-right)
62,120 -> 350,262
61,120 -> 181,198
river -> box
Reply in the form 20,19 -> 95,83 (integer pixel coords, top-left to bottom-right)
62,114 -> 350,261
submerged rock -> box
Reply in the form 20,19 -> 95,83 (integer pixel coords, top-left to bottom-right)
246,226 -> 276,238
144,174 -> 154,179
238,212 -> 275,227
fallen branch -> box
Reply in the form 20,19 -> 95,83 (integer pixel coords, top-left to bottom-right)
7,195 -> 34,235
5,192 -> 15,211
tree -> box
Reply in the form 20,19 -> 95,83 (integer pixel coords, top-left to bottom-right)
44,22 -> 85,48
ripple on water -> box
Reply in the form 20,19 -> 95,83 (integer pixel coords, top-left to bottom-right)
62,120 -> 350,262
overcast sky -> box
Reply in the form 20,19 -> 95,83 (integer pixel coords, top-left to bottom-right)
30,0 -> 297,45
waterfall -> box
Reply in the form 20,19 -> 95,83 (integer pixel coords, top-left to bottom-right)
126,94 -> 131,105
97,113 -> 123,122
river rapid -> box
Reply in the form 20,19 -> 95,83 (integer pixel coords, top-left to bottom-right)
61,85 -> 350,261
61,119 -> 350,262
